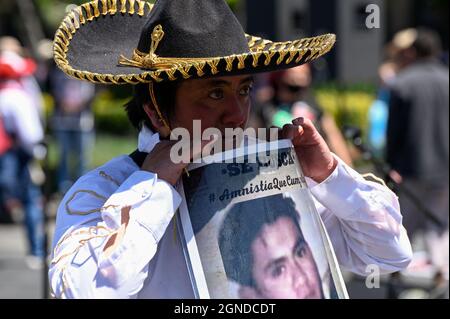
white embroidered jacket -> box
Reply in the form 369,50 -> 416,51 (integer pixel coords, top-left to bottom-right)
49,127 -> 412,298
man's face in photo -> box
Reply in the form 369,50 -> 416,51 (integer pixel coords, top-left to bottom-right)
240,216 -> 323,299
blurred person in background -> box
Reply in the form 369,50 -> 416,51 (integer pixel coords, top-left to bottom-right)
48,64 -> 96,195
251,64 -> 353,166
0,37 -> 46,268
386,28 -> 449,282
0,37 -> 45,120
367,57 -> 398,159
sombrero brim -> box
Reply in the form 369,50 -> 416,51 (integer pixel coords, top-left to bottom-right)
54,0 -> 336,85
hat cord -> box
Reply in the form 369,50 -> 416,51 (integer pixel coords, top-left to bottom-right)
118,25 -> 208,70
149,81 -> 185,242
148,82 -> 190,178
148,81 -> 171,131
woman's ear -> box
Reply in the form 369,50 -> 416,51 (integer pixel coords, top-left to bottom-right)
143,103 -> 171,138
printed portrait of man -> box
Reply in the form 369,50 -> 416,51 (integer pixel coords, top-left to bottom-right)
218,194 -> 324,299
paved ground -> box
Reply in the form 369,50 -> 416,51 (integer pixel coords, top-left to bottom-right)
0,223 -> 48,299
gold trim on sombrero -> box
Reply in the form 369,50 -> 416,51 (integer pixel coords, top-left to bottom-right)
53,0 -> 336,85
54,0 -> 154,84
118,25 -> 211,70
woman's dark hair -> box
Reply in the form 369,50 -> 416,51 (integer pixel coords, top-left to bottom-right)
124,81 -> 180,131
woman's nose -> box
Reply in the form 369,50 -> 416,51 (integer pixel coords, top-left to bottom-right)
221,97 -> 247,128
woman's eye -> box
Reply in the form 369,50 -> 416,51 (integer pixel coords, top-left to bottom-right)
209,89 -> 224,100
239,85 -> 253,96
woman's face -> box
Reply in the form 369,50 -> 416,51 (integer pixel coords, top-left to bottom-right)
170,75 -> 254,136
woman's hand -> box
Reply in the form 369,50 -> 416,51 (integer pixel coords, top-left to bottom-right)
141,141 -> 188,185
141,137 -> 215,185
280,117 -> 337,183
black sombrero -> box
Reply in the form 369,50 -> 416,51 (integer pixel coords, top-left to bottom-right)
54,0 -> 336,85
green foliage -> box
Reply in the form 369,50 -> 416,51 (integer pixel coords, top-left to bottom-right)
46,132 -> 136,175
42,87 -> 133,135
314,85 -> 377,138
92,90 -> 135,135
226,0 -> 240,11
89,133 -> 136,167
36,0 -> 83,30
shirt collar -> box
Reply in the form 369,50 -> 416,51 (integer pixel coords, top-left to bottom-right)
138,126 -> 160,153
137,126 -> 267,154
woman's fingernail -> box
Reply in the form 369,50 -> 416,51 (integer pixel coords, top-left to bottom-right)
293,117 -> 304,125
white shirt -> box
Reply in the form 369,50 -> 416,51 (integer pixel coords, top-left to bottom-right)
0,81 -> 44,154
49,127 -> 412,298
